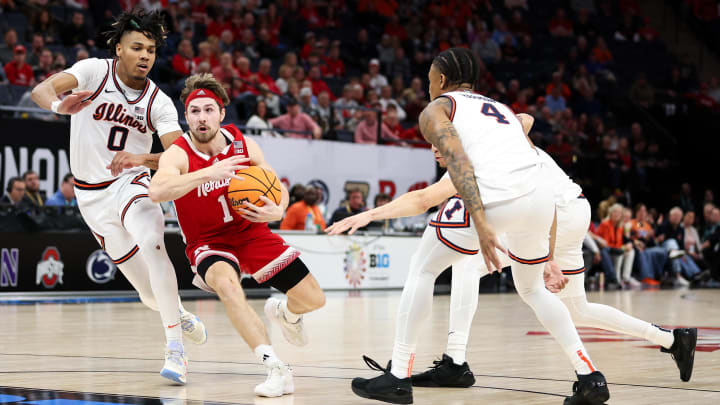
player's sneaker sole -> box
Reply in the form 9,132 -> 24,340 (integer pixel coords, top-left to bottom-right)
160,368 -> 187,385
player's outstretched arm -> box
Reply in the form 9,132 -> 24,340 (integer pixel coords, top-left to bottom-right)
149,145 -> 249,202
326,176 -> 457,235
419,98 -> 506,272
31,72 -> 92,114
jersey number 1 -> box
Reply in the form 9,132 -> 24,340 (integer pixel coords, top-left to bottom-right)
107,126 -> 129,151
217,195 -> 233,223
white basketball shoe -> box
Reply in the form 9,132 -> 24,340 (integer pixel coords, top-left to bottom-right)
264,297 -> 308,346
160,341 -> 187,385
255,364 -> 294,397
180,310 -> 207,345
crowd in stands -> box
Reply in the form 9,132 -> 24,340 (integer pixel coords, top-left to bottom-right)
1,1 -> 719,288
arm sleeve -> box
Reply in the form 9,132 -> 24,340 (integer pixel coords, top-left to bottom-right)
151,93 -> 182,137
63,58 -> 106,91
584,233 -> 600,253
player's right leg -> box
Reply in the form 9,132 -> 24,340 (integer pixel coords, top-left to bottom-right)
201,257 -> 293,397
262,259 -> 325,347
487,180 -> 608,405
556,198 -> 697,382
351,226 -> 470,404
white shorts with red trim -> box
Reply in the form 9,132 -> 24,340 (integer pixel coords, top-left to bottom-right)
75,169 -> 153,265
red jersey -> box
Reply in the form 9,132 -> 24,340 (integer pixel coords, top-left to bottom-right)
173,124 -> 252,243
172,124 -> 301,288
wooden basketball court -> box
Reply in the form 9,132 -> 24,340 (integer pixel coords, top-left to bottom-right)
1,289 -> 719,404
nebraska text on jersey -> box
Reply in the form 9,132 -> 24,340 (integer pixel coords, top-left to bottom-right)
93,102 -> 148,133
198,178 -> 230,197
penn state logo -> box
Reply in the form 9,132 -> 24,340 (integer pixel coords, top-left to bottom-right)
36,247 -> 64,289
307,179 -> 329,206
86,250 -> 117,284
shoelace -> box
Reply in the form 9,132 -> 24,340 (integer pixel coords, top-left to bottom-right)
362,355 -> 389,373
427,356 -> 451,370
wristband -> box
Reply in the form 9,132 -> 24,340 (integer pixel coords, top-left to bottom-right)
51,100 -> 62,114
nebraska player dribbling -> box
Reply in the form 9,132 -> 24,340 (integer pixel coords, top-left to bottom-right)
149,73 -> 325,398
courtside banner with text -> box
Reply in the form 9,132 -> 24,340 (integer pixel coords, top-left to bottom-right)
252,136 -> 435,214
281,233 -> 419,289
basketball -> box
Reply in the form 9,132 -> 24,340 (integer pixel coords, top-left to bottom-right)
227,166 -> 282,212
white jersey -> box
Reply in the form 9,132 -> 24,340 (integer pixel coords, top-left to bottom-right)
64,58 -> 180,185
441,90 -> 540,204
535,148 -> 583,206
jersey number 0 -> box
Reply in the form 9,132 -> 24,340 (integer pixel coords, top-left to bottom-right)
107,126 -> 129,151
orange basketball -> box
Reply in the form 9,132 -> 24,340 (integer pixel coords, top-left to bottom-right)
227,166 -> 282,213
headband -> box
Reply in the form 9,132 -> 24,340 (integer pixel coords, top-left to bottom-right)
184,88 -> 224,110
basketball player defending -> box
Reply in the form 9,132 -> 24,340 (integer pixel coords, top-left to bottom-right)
31,10 -> 206,384
336,48 -> 609,404
148,74 -> 326,397
329,115 -> 697,402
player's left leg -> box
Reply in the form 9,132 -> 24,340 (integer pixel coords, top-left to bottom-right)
263,259 -> 325,347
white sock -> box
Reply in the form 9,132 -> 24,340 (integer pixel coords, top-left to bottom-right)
123,200 -> 182,345
562,295 -> 675,349
280,300 -> 301,323
513,262 -> 596,375
647,325 -> 675,349
255,344 -> 283,368
447,260 -> 481,366
178,297 -> 188,316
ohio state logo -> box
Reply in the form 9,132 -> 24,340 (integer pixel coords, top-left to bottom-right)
36,247 -> 64,289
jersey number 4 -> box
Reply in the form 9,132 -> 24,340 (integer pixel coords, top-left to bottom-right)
480,103 -> 510,124
107,126 -> 129,151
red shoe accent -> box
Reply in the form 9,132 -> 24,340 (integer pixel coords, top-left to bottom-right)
642,278 -> 660,286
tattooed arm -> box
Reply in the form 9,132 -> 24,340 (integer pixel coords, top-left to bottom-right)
419,97 -> 506,271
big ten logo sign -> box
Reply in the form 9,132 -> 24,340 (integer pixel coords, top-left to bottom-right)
378,180 -> 429,199
369,253 -> 390,268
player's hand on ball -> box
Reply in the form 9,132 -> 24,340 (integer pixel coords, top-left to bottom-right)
543,260 -> 568,293
58,90 -> 93,114
237,195 -> 283,223
325,212 -> 372,235
207,156 -> 250,181
106,151 -> 145,176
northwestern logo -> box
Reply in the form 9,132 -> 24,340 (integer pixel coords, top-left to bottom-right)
86,250 -> 117,284
36,247 -> 64,289
1,248 -> 19,287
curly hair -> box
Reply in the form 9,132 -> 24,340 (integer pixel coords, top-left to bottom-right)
105,9 -> 167,53
180,73 -> 230,108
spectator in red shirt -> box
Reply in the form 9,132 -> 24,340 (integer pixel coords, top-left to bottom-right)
193,42 -> 219,70
384,14 -> 408,41
234,55 -> 258,95
322,42 -> 346,78
300,0 -> 325,29
308,66 -> 333,99
5,45 -> 35,87
300,32 -> 316,60
256,59 -> 281,94
549,8 -> 573,37
172,39 -> 196,77
591,37 -> 613,64
211,52 -> 238,88
206,14 -> 231,38
511,91 -> 530,114
546,133 -> 573,170
546,71 -> 571,99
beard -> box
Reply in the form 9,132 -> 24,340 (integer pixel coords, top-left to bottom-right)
191,126 -> 219,144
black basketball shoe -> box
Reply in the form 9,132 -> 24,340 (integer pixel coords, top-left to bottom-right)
661,328 -> 698,382
351,356 -> 413,404
411,354 -> 476,388
564,371 -> 610,405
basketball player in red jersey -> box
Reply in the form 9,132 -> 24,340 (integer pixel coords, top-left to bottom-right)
149,74 -> 325,398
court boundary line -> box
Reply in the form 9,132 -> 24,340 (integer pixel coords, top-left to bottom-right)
1,352 -> 718,394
